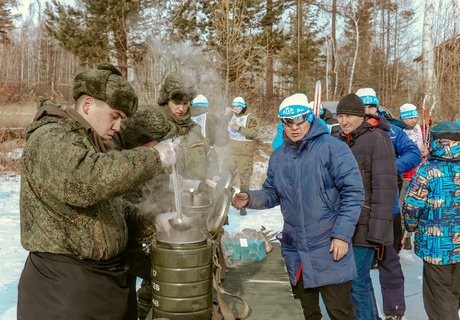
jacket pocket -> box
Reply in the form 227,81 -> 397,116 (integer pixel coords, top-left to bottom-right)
310,242 -> 334,272
276,232 -> 294,247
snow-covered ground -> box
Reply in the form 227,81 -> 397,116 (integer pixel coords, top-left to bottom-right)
0,174 -> 432,320
0,175 -> 27,320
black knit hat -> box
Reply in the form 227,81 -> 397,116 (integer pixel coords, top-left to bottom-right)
73,63 -> 138,117
336,93 -> 365,117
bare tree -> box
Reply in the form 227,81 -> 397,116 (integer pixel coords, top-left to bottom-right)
430,0 -> 460,120
210,0 -> 261,105
422,0 -> 435,100
348,2 -> 360,94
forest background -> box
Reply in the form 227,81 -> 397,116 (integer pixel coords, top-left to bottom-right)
0,0 -> 459,127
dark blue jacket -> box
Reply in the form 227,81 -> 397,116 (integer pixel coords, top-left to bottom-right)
248,119 -> 364,288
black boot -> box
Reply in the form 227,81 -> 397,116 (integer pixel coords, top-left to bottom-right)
240,208 -> 247,216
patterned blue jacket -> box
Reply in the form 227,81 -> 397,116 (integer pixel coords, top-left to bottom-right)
402,138 -> 460,265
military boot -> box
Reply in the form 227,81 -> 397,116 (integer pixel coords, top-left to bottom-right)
240,208 -> 247,216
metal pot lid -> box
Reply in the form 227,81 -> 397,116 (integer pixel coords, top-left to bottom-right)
207,189 -> 232,235
213,169 -> 234,198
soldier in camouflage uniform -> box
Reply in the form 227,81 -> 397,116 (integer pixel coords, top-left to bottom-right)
157,72 -> 210,180
191,94 -> 229,178
18,64 -> 176,320
224,96 -> 259,215
136,71 -> 212,319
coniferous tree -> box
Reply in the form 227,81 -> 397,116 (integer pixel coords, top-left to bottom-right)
278,1 -> 323,96
167,0 -> 266,103
44,0 -> 153,76
0,0 -> 19,43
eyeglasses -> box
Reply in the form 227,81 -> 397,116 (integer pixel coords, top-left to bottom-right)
279,114 -> 308,127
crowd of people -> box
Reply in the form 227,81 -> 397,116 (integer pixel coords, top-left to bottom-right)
16,63 -> 458,320
233,89 -> 459,320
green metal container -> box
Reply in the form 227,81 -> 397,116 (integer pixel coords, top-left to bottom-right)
151,175 -> 234,320
152,229 -> 213,320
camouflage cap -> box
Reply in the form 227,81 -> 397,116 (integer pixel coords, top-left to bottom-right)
73,63 -> 138,116
157,72 -> 196,106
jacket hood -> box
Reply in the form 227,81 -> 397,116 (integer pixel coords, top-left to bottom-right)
25,101 -> 70,140
372,115 -> 391,131
429,139 -> 460,161
25,100 -> 96,147
389,118 -> 408,129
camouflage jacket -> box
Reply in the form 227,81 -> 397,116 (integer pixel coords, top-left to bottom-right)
191,110 -> 229,148
226,112 -> 259,156
20,105 -> 163,261
175,124 -> 209,180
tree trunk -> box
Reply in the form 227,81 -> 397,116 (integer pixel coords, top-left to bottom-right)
348,13 -> 359,94
113,25 -> 128,78
331,0 -> 337,100
265,0 -> 274,115
296,0 -> 302,91
422,0 -> 435,99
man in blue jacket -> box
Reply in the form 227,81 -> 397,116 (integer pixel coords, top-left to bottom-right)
232,93 -> 364,320
356,88 -> 422,320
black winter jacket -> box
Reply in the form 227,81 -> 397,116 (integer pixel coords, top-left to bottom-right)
341,116 -> 397,247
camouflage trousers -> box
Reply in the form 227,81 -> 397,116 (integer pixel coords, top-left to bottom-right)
223,154 -> 253,191
137,279 -> 152,320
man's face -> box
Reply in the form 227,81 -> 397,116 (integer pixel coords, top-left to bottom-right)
283,119 -> 311,142
337,114 -> 364,134
168,100 -> 190,116
402,117 -> 418,127
363,104 -> 378,115
85,99 -> 126,140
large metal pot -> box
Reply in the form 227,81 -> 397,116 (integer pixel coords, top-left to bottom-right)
180,191 -> 213,230
151,229 -> 212,320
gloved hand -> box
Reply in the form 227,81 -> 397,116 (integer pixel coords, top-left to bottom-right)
155,211 -> 178,233
153,139 -> 176,167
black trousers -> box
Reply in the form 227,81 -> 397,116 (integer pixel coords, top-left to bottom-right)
423,262 -> 460,320
17,252 -> 137,320
291,275 -> 355,320
393,214 -> 403,253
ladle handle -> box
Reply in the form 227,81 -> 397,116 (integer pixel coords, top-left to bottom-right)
171,164 -> 183,219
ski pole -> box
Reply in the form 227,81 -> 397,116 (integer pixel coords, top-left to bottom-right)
314,80 -> 322,117
421,95 -> 427,148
